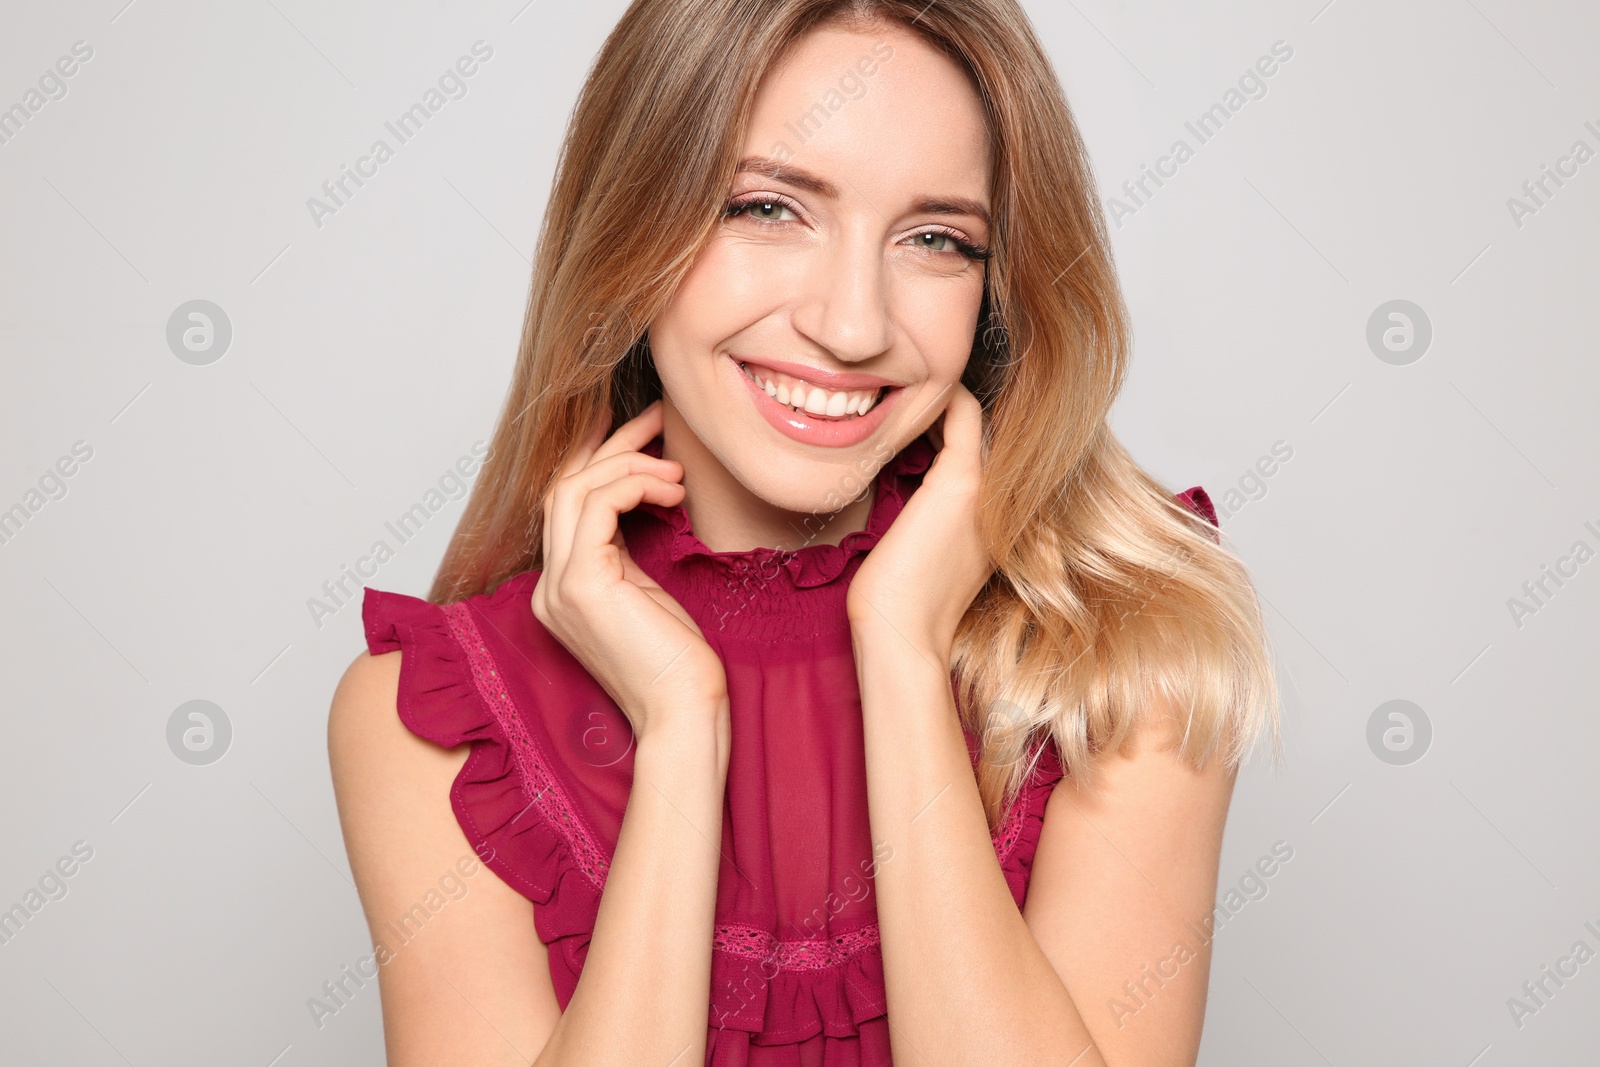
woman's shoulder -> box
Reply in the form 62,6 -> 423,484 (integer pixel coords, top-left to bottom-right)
349,570 -> 629,912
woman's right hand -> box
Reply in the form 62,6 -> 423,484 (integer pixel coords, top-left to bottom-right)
532,400 -> 728,740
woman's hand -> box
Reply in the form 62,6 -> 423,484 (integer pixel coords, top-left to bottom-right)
533,400 -> 728,739
847,383 -> 993,664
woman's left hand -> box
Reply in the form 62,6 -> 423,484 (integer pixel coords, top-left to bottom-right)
847,383 -> 993,663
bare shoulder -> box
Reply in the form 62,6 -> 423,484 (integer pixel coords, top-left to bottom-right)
328,649 -> 561,1065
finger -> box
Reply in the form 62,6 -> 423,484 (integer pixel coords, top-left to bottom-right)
942,384 -> 983,454
592,399 -> 665,465
928,385 -> 982,478
565,473 -> 687,583
546,451 -> 684,578
549,416 -> 607,566
547,451 -> 683,579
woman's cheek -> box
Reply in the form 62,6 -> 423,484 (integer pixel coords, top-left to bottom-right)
899,275 -> 985,373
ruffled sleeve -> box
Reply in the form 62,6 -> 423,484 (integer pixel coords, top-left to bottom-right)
1176,485 -> 1221,544
985,737 -> 1067,911
361,575 -> 617,1005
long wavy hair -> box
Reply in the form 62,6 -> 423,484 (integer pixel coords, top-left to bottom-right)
429,0 -> 1282,827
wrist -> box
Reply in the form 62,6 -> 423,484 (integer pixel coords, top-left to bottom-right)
848,614 -> 952,672
636,693 -> 732,770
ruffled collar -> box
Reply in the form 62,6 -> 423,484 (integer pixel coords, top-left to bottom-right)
621,433 -> 936,639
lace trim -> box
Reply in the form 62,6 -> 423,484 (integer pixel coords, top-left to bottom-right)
709,795 -> 1029,976
991,789 -> 1030,864
714,922 -> 883,972
443,601 -> 613,890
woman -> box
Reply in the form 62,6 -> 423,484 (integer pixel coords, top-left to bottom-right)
328,1 -> 1280,1064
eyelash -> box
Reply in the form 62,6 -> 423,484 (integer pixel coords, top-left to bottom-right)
723,193 -> 992,262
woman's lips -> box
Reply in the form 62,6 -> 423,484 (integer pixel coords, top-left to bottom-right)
731,355 -> 901,448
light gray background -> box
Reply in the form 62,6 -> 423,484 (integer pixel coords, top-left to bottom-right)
2,0 -> 1596,1064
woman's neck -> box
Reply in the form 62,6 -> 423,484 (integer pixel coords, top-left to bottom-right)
658,401 -> 876,554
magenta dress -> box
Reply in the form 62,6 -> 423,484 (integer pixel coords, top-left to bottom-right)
361,431 -> 1217,1065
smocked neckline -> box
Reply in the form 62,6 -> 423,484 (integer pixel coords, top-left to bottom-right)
626,433 -> 936,595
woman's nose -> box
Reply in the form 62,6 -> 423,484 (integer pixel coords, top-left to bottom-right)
789,228 -> 894,363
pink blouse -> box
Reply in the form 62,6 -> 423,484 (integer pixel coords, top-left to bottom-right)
362,431 -> 1217,1065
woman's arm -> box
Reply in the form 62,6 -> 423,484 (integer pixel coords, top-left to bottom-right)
329,650 -> 560,1064
850,626 -> 1235,1067
329,649 -> 731,1067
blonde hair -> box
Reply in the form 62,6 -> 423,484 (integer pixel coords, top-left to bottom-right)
430,0 -> 1282,827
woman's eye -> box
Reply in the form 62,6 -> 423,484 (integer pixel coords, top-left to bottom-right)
906,229 -> 990,262
732,200 -> 796,222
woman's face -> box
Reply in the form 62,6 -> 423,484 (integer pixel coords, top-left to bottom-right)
648,20 -> 992,516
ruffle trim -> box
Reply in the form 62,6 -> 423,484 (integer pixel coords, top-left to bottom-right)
1176,485 -> 1220,543
631,433 -> 937,589
361,574 -> 606,987
361,564 -> 1068,1049
994,738 -> 1067,911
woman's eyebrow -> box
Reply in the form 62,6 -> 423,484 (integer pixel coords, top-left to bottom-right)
737,156 -> 839,197
914,196 -> 991,227
736,156 -> 992,227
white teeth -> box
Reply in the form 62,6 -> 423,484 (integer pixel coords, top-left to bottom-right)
740,361 -> 882,419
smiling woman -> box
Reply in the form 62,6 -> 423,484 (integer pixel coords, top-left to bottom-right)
328,2 -> 1281,1066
